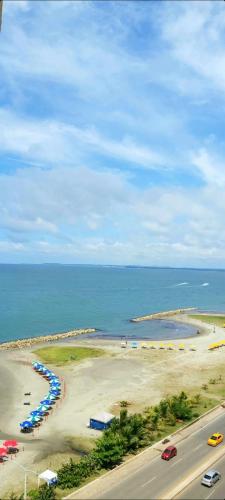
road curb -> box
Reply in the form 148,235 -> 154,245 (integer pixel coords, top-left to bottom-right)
163,445 -> 225,499
63,403 -> 224,499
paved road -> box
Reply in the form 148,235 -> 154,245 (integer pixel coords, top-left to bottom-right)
97,412 -> 225,499
176,453 -> 225,500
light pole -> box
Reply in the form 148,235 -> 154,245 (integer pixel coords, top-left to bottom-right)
9,462 -> 39,500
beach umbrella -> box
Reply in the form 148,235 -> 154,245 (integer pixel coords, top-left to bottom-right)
40,399 -> 52,406
20,421 -> 33,428
167,343 -> 174,350
178,344 -> 185,350
37,405 -> 50,412
33,362 -> 41,370
35,363 -> 44,369
28,415 -> 42,422
0,448 -> 7,456
190,345 -> 196,351
3,440 -> 18,448
49,378 -> 60,384
27,416 -> 42,424
46,393 -> 57,400
49,390 -> 60,396
30,410 -> 44,417
159,343 -> 165,349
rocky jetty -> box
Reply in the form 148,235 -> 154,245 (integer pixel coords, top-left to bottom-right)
131,307 -> 196,322
0,328 -> 96,351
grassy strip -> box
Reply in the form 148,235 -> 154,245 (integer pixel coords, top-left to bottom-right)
33,346 -> 105,366
189,314 -> 225,327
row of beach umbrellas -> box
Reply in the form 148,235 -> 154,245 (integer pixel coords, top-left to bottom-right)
20,362 -> 61,432
208,340 -> 225,350
121,341 -> 196,351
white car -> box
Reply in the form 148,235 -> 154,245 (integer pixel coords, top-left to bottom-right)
201,469 -> 221,487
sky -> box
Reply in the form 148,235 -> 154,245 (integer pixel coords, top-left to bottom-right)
0,0 -> 225,267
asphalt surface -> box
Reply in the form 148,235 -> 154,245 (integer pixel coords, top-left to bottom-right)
97,411 -> 225,499
176,453 -> 225,499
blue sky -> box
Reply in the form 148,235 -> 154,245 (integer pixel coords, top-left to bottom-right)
0,0 -> 225,267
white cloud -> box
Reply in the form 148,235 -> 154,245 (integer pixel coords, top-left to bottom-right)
0,109 -> 165,169
159,1 -> 225,94
192,148 -> 225,186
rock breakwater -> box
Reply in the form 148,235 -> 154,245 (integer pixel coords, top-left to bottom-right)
0,328 -> 96,351
131,307 -> 196,322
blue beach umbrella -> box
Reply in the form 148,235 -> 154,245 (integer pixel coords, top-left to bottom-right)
44,396 -> 56,403
37,363 -> 44,370
37,404 -> 50,412
20,421 -> 33,428
46,393 -> 57,400
30,410 -> 44,417
40,399 -> 52,405
33,362 -> 41,370
50,381 -> 60,387
50,388 -> 60,394
28,416 -> 42,423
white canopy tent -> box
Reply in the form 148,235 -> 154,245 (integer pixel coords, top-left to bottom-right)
38,469 -> 58,485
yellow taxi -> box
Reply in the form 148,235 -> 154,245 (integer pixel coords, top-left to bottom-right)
207,433 -> 224,447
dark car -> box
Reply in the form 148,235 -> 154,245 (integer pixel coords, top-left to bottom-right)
161,445 -> 177,460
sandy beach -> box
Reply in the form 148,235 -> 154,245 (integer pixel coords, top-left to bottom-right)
1,313 -> 225,497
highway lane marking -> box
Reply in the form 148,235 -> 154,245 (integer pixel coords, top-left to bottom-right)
141,476 -> 157,488
205,479 -> 223,499
170,457 -> 183,467
193,443 -> 204,452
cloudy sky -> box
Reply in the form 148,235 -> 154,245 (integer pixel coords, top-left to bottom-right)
0,0 -> 225,267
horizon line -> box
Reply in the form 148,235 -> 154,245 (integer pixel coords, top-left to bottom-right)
0,263 -> 225,272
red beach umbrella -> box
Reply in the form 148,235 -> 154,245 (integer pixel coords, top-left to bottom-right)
3,440 -> 18,448
0,448 -> 7,456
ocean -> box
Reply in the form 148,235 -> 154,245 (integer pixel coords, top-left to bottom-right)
1,264 -> 225,343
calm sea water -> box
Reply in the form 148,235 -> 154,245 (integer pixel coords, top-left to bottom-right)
0,264 -> 225,343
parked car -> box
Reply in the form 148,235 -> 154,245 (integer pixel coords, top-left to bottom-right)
161,445 -> 177,460
207,433 -> 224,446
201,470 -> 221,487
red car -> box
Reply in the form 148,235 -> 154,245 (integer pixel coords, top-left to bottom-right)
161,445 -> 177,460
